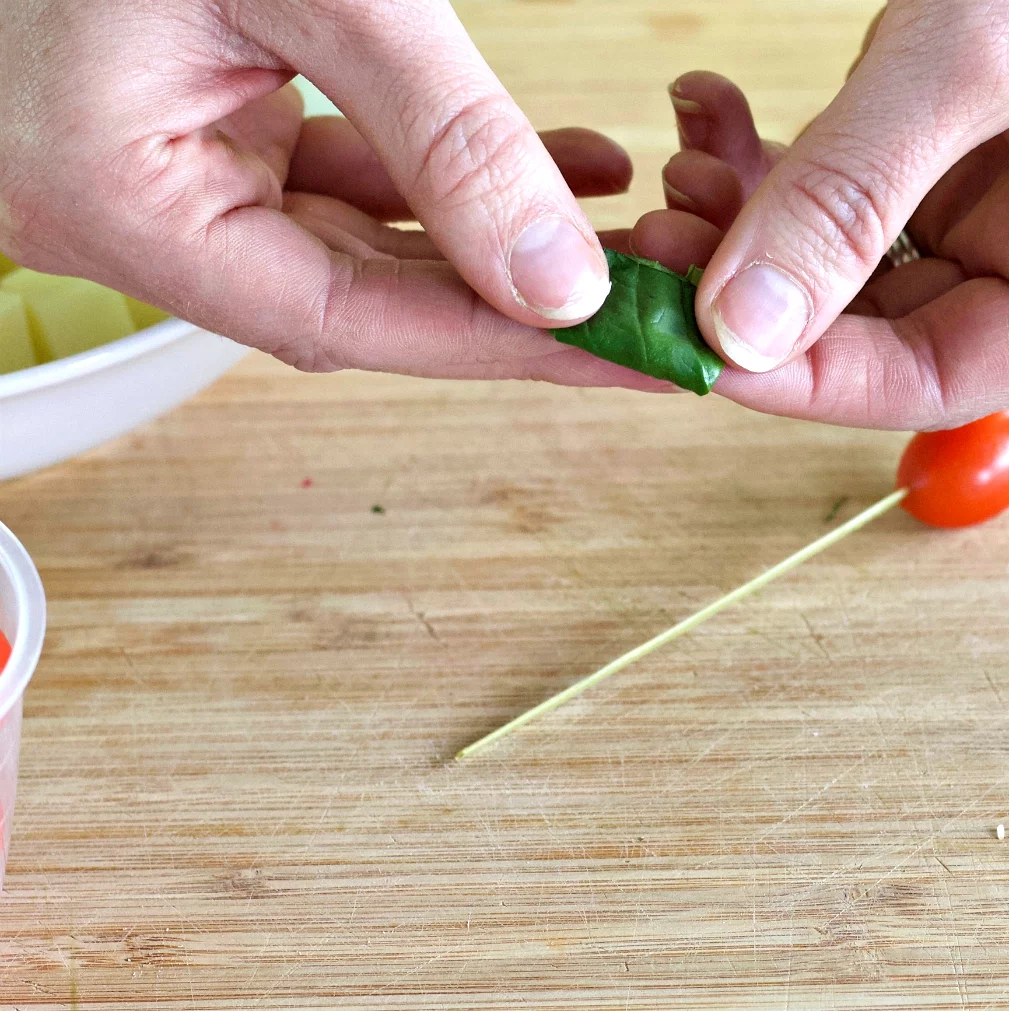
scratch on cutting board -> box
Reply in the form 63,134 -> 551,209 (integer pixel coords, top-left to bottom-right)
799,612 -> 832,662
248,931 -> 339,1008
678,707 -> 760,774
675,728 -> 810,810
403,594 -> 441,643
936,861 -> 970,1009
933,855 -> 953,875
751,756 -> 868,845
375,948 -> 464,993
18,978 -> 59,1000
783,926 -> 794,1010
819,771 -> 1009,930
984,671 -> 1003,704
748,627 -> 803,660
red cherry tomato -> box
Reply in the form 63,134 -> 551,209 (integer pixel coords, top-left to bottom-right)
898,411 -> 1009,528
0,631 -> 9,673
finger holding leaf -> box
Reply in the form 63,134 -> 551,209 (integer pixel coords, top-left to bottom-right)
628,40 -> 1009,430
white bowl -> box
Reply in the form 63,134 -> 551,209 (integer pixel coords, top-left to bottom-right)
0,320 -> 249,481
0,520 -> 45,889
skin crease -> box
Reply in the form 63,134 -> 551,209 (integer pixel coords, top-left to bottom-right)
641,2 -> 1009,431
0,0 -> 672,392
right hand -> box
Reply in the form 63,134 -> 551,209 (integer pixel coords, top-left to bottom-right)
0,0 -> 668,391
633,54 -> 1009,429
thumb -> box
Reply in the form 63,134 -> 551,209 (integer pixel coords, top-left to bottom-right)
252,0 -> 611,326
694,2 -> 1003,372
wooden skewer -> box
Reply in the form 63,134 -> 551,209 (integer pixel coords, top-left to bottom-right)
456,488 -> 908,760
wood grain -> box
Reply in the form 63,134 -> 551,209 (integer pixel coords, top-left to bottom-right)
7,1 -> 1009,1008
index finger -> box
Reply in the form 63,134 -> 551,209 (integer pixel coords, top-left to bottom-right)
241,0 -> 612,326
288,120 -> 633,222
133,149 -> 670,389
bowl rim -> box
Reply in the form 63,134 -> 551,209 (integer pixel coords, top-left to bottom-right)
0,317 -> 197,400
0,521 -> 45,722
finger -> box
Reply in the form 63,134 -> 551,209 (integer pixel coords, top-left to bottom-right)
110,128 -> 670,391
163,210 -> 673,390
217,83 -> 304,184
662,150 -> 745,231
255,0 -> 613,325
714,276 -> 1009,430
286,196 -> 635,263
931,169 -> 1009,280
286,190 -> 634,265
668,71 -> 780,197
433,343 -> 681,391
288,118 -> 633,222
694,7 -> 1009,376
286,116 -> 413,220
597,229 -> 634,256
630,210 -> 724,276
283,191 -> 442,259
907,138 -> 1008,256
282,193 -> 394,260
535,128 -> 634,198
847,257 -> 965,318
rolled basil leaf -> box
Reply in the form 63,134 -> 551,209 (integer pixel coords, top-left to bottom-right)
551,249 -> 723,396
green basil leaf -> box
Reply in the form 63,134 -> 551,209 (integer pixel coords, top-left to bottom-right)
551,249 -> 723,396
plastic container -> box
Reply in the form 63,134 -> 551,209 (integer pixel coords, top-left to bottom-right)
0,319 -> 249,481
0,520 -> 45,889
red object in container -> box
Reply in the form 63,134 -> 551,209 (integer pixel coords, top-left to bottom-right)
0,631 -> 9,674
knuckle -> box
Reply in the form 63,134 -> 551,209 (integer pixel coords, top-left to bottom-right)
260,258 -> 354,374
899,314 -> 965,428
119,140 -> 192,235
409,91 -> 531,209
784,153 -> 892,276
305,257 -> 359,372
119,132 -> 280,247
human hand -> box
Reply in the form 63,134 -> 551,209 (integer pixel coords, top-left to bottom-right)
0,1 -> 666,390
639,3 -> 1009,429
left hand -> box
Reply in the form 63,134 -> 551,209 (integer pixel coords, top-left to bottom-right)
277,110 -> 651,386
0,0 -> 665,391
637,3 -> 1009,430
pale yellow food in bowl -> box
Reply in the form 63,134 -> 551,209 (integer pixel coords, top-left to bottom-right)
0,255 -> 171,377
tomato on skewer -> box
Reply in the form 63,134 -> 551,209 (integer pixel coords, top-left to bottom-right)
898,411 -> 1009,528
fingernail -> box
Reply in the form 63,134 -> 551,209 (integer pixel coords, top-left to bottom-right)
509,217 -> 610,321
668,89 -> 708,149
668,95 -> 703,116
663,180 -> 700,212
711,264 -> 811,372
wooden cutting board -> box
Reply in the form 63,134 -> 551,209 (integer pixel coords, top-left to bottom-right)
6,1 -> 1009,1008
